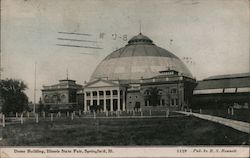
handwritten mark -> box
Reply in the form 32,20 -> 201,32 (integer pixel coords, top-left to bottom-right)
58,32 -> 92,36
57,38 -> 100,43
56,44 -> 103,49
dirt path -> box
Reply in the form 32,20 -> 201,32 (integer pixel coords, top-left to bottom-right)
175,111 -> 250,133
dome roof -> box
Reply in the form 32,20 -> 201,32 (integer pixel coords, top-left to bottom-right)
90,33 -> 193,81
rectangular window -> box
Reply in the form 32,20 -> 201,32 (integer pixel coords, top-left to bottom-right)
175,99 -> 179,106
93,91 -> 97,96
87,100 -> 91,106
171,99 -> 175,106
86,92 -> 90,96
162,99 -> 165,106
106,91 -> 110,95
99,91 -> 104,96
112,90 -> 118,95
171,88 -> 177,94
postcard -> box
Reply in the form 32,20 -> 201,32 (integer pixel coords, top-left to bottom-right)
0,0 -> 249,157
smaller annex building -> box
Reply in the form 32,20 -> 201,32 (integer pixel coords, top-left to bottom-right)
84,70 -> 196,112
192,73 -> 250,109
41,79 -> 83,112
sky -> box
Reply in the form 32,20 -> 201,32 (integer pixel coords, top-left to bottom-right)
1,0 -> 249,103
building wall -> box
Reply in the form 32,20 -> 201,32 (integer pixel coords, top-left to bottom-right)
126,91 -> 144,111
77,93 -> 84,110
192,74 -> 250,109
192,92 -> 250,109
140,83 -> 185,111
42,90 -> 69,104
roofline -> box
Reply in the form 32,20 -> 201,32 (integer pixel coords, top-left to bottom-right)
203,72 -> 250,81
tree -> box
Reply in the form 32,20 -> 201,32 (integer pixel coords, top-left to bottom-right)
0,79 -> 29,114
145,87 -> 161,106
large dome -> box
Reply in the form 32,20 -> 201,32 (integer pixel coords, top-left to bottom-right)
90,33 -> 193,81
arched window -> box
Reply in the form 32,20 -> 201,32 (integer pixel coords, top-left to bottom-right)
61,94 -> 66,102
44,95 -> 50,103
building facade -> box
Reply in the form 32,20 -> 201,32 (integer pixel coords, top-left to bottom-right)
126,70 -> 196,111
41,33 -> 249,112
83,33 -> 196,112
84,79 -> 126,112
41,79 -> 83,112
192,73 -> 250,109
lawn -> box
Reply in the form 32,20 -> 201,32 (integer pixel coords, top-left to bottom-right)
192,109 -> 250,123
0,114 -> 249,146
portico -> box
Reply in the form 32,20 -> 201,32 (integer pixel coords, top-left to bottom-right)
84,79 -> 126,112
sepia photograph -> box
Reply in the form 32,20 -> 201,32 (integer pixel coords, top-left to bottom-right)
0,0 -> 249,157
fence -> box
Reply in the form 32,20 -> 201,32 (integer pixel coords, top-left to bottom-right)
0,109 -> 174,127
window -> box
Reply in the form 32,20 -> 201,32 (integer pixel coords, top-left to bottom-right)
144,90 -> 150,95
87,100 -> 91,106
171,88 -> 177,94
171,99 -> 175,106
86,92 -> 90,96
158,100 -> 161,106
112,90 -> 118,95
162,99 -> 165,106
106,91 -> 110,95
93,91 -> 97,96
99,91 -> 104,96
175,99 -> 179,106
158,89 -> 163,95
60,94 -> 66,102
44,95 -> 50,103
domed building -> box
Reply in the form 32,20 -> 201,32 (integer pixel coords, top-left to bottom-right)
91,33 -> 193,82
84,33 -> 196,112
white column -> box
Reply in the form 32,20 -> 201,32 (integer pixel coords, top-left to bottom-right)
104,90 -> 107,111
97,91 -> 100,105
122,90 -> 126,111
84,91 -> 87,112
117,88 -> 120,111
90,91 -> 93,106
110,90 -> 113,112
50,113 -> 53,121
2,114 -> 5,127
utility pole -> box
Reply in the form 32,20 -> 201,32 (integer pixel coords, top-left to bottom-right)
66,68 -> 69,80
33,62 -> 37,113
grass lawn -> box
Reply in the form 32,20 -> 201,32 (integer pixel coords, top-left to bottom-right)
192,109 -> 250,123
0,114 -> 249,146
